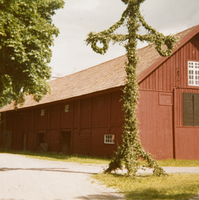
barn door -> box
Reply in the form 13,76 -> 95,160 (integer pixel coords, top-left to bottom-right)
23,133 -> 27,151
174,89 -> 199,159
183,93 -> 199,126
37,133 -> 44,144
61,131 -> 71,154
6,131 -> 12,150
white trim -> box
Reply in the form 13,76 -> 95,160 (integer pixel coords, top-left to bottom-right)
104,134 -> 115,144
188,61 -> 199,86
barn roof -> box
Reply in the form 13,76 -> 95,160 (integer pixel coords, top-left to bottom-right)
1,25 -> 199,112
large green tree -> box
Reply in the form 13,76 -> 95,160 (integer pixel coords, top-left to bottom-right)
87,0 -> 176,177
0,0 -> 64,107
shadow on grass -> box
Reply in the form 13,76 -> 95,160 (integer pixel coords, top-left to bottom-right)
125,187 -> 199,200
94,173 -> 199,200
125,188 -> 195,199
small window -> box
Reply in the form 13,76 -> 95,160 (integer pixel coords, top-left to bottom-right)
104,134 -> 115,144
65,105 -> 69,112
188,61 -> 199,86
41,109 -> 45,116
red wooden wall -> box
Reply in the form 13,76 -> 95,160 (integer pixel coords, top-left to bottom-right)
1,33 -> 199,160
137,90 -> 173,159
140,34 -> 199,91
174,88 -> 199,159
0,90 -> 123,158
139,33 -> 199,159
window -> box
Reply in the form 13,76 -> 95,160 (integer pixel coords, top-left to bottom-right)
65,105 -> 69,112
188,61 -> 199,86
104,134 -> 115,144
41,109 -> 45,116
183,93 -> 199,126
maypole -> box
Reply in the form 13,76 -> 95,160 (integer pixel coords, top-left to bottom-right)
86,0 -> 176,177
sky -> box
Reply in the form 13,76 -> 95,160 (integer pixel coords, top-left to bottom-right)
50,0 -> 199,77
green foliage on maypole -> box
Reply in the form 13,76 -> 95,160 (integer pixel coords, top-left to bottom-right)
86,0 -> 177,177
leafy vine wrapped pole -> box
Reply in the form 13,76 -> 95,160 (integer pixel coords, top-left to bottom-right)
86,0 -> 177,177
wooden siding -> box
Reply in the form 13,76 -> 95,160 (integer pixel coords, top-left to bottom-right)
138,90 -> 173,159
139,33 -> 199,160
139,33 -> 199,91
174,88 -> 199,159
0,90 -> 124,158
175,127 -> 199,159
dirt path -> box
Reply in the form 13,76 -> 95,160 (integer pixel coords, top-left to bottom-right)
0,153 -> 125,200
0,153 -> 199,200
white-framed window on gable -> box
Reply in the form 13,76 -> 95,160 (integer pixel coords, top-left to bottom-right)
188,61 -> 199,86
104,134 -> 115,144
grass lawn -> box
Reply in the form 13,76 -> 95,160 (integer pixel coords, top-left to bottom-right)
2,150 -> 199,166
156,159 -> 199,167
1,150 -> 110,164
93,173 -> 199,200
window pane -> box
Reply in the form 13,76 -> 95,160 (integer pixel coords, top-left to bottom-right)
183,93 -> 194,126
188,61 -> 199,86
104,135 -> 115,144
196,63 -> 199,68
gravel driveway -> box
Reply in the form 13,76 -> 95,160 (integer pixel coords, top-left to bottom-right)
0,153 -> 199,200
0,153 -> 125,200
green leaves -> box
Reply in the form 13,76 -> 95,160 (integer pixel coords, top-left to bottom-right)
0,0 -> 64,107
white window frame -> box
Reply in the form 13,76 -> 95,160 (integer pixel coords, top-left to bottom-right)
188,61 -> 199,86
41,109 -> 45,116
104,134 -> 115,144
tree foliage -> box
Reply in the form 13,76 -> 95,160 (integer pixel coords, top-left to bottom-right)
87,0 -> 177,177
0,0 -> 64,107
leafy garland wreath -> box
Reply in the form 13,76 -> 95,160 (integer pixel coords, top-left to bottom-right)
90,36 -> 110,55
86,0 -> 177,57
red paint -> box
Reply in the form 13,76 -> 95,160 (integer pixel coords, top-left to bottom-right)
1,29 -> 199,159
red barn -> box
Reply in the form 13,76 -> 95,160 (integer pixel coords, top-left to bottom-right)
1,25 -> 199,159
